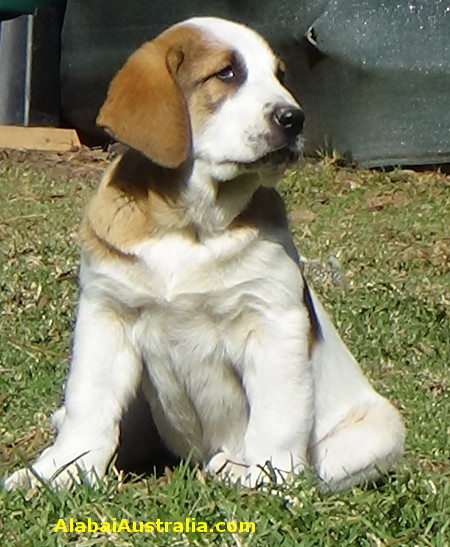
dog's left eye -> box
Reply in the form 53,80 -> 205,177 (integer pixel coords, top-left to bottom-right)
216,65 -> 235,81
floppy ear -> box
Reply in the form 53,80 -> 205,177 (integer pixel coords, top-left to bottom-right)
96,42 -> 191,168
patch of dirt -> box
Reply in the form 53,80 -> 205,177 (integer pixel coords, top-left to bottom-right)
0,146 -> 118,181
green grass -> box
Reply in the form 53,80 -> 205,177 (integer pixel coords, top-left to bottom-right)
1,154 -> 449,546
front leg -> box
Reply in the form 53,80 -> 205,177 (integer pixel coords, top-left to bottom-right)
5,293 -> 142,490
210,308 -> 314,486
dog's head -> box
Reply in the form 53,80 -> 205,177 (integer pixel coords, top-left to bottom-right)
97,17 -> 304,181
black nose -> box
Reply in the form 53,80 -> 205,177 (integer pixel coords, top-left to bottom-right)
273,106 -> 305,137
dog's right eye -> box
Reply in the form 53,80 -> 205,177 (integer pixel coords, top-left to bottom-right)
216,65 -> 235,81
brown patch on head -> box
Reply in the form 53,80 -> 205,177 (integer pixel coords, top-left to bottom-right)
97,23 -> 245,168
178,47 -> 247,133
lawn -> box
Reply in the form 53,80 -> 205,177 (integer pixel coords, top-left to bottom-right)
0,150 -> 449,546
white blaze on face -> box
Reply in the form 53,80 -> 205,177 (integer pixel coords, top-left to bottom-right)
185,17 -> 301,177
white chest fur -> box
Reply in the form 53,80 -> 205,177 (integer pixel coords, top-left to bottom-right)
134,229 -> 255,300
81,229 -> 304,461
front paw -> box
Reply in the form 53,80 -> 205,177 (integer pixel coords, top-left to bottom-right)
207,451 -> 296,488
207,452 -> 252,484
4,445 -> 110,491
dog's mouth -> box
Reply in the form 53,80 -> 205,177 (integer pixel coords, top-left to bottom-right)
202,139 -> 303,181
240,143 -> 302,171
258,145 -> 301,165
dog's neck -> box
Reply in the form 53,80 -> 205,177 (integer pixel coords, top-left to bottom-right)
83,148 -> 289,260
184,160 -> 263,235
111,149 -> 263,234
83,149 -> 276,259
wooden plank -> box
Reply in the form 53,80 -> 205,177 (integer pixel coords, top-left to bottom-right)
0,125 -> 81,152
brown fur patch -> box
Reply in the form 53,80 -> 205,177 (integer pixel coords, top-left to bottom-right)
81,150 -> 193,257
97,24 -> 244,168
97,41 -> 191,169
167,27 -> 244,134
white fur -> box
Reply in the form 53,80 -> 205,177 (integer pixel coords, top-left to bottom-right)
5,17 -> 404,492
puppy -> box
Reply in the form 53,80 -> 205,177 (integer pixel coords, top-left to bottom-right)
5,17 -> 404,492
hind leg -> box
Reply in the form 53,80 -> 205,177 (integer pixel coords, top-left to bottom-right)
309,398 -> 405,491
